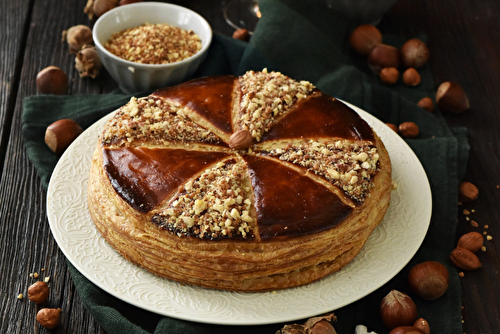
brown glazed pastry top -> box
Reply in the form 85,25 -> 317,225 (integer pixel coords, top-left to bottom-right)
100,70 -> 380,241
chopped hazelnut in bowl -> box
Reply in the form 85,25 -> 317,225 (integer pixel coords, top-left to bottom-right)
93,2 -> 212,93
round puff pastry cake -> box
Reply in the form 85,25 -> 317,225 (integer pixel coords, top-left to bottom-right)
87,69 -> 392,292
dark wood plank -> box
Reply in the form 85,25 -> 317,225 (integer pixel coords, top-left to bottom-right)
0,0 -> 32,166
382,1 -> 500,333
0,0 -> 111,332
2,0 -> 499,333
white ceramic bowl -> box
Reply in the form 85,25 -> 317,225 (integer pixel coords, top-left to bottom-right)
93,2 -> 212,93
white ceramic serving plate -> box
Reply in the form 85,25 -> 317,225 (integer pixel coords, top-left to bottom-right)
93,2 -> 212,93
47,101 -> 432,325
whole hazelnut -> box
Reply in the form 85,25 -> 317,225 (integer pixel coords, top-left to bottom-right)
380,290 -> 418,330
349,24 -> 382,56
85,0 -> 118,19
229,129 -> 253,150
402,68 -> 421,86
436,81 -> 470,113
380,67 -> 399,85
368,44 -> 400,74
28,281 -> 49,304
389,326 -> 426,334
75,45 -> 102,78
450,247 -> 482,271
413,318 -> 431,334
45,119 -> 84,154
458,181 -> 478,202
457,231 -> 483,253
407,261 -> 449,300
62,25 -> 93,54
398,122 -> 419,138
36,66 -> 68,95
232,28 -> 250,42
400,38 -> 429,69
385,123 -> 399,133
36,308 -> 62,329
119,0 -> 142,4
417,97 -> 434,112
310,320 -> 336,334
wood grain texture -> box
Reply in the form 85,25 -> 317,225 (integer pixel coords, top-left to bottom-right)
0,0 -> 498,333
382,1 -> 500,333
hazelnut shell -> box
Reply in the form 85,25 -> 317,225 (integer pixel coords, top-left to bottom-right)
45,119 -> 83,154
119,0 -> 143,4
75,46 -> 102,78
36,66 -> 68,95
413,318 -> 431,334
407,261 -> 449,300
436,81 -> 469,113
389,326 -> 426,334
380,290 -> 418,330
368,44 -> 400,74
93,0 -> 118,17
400,38 -> 429,69
309,320 -> 336,334
229,129 -> 253,150
349,24 -> 382,56
63,25 -> 93,53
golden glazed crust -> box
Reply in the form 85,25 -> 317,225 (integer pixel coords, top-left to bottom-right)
87,69 -> 392,292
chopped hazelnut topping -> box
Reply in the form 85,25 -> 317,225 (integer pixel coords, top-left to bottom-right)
105,23 -> 202,64
152,159 -> 255,239
102,97 -> 222,146
100,69 -> 384,242
265,139 -> 379,202
238,69 -> 315,141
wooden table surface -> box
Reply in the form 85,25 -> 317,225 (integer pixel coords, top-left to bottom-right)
1,0 -> 498,333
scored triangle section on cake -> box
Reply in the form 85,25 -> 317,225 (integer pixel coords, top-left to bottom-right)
243,154 -> 353,240
236,69 -> 316,142
261,140 -> 380,204
101,96 -> 226,147
257,95 -> 380,204
260,94 -> 375,142
152,75 -> 237,135
102,147 -> 230,213
151,158 -> 257,240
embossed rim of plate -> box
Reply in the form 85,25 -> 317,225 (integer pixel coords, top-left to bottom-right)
46,100 -> 432,326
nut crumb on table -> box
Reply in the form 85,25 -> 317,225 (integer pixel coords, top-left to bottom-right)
104,23 -> 202,64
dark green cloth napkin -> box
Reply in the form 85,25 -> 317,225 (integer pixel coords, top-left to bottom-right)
22,0 -> 469,333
